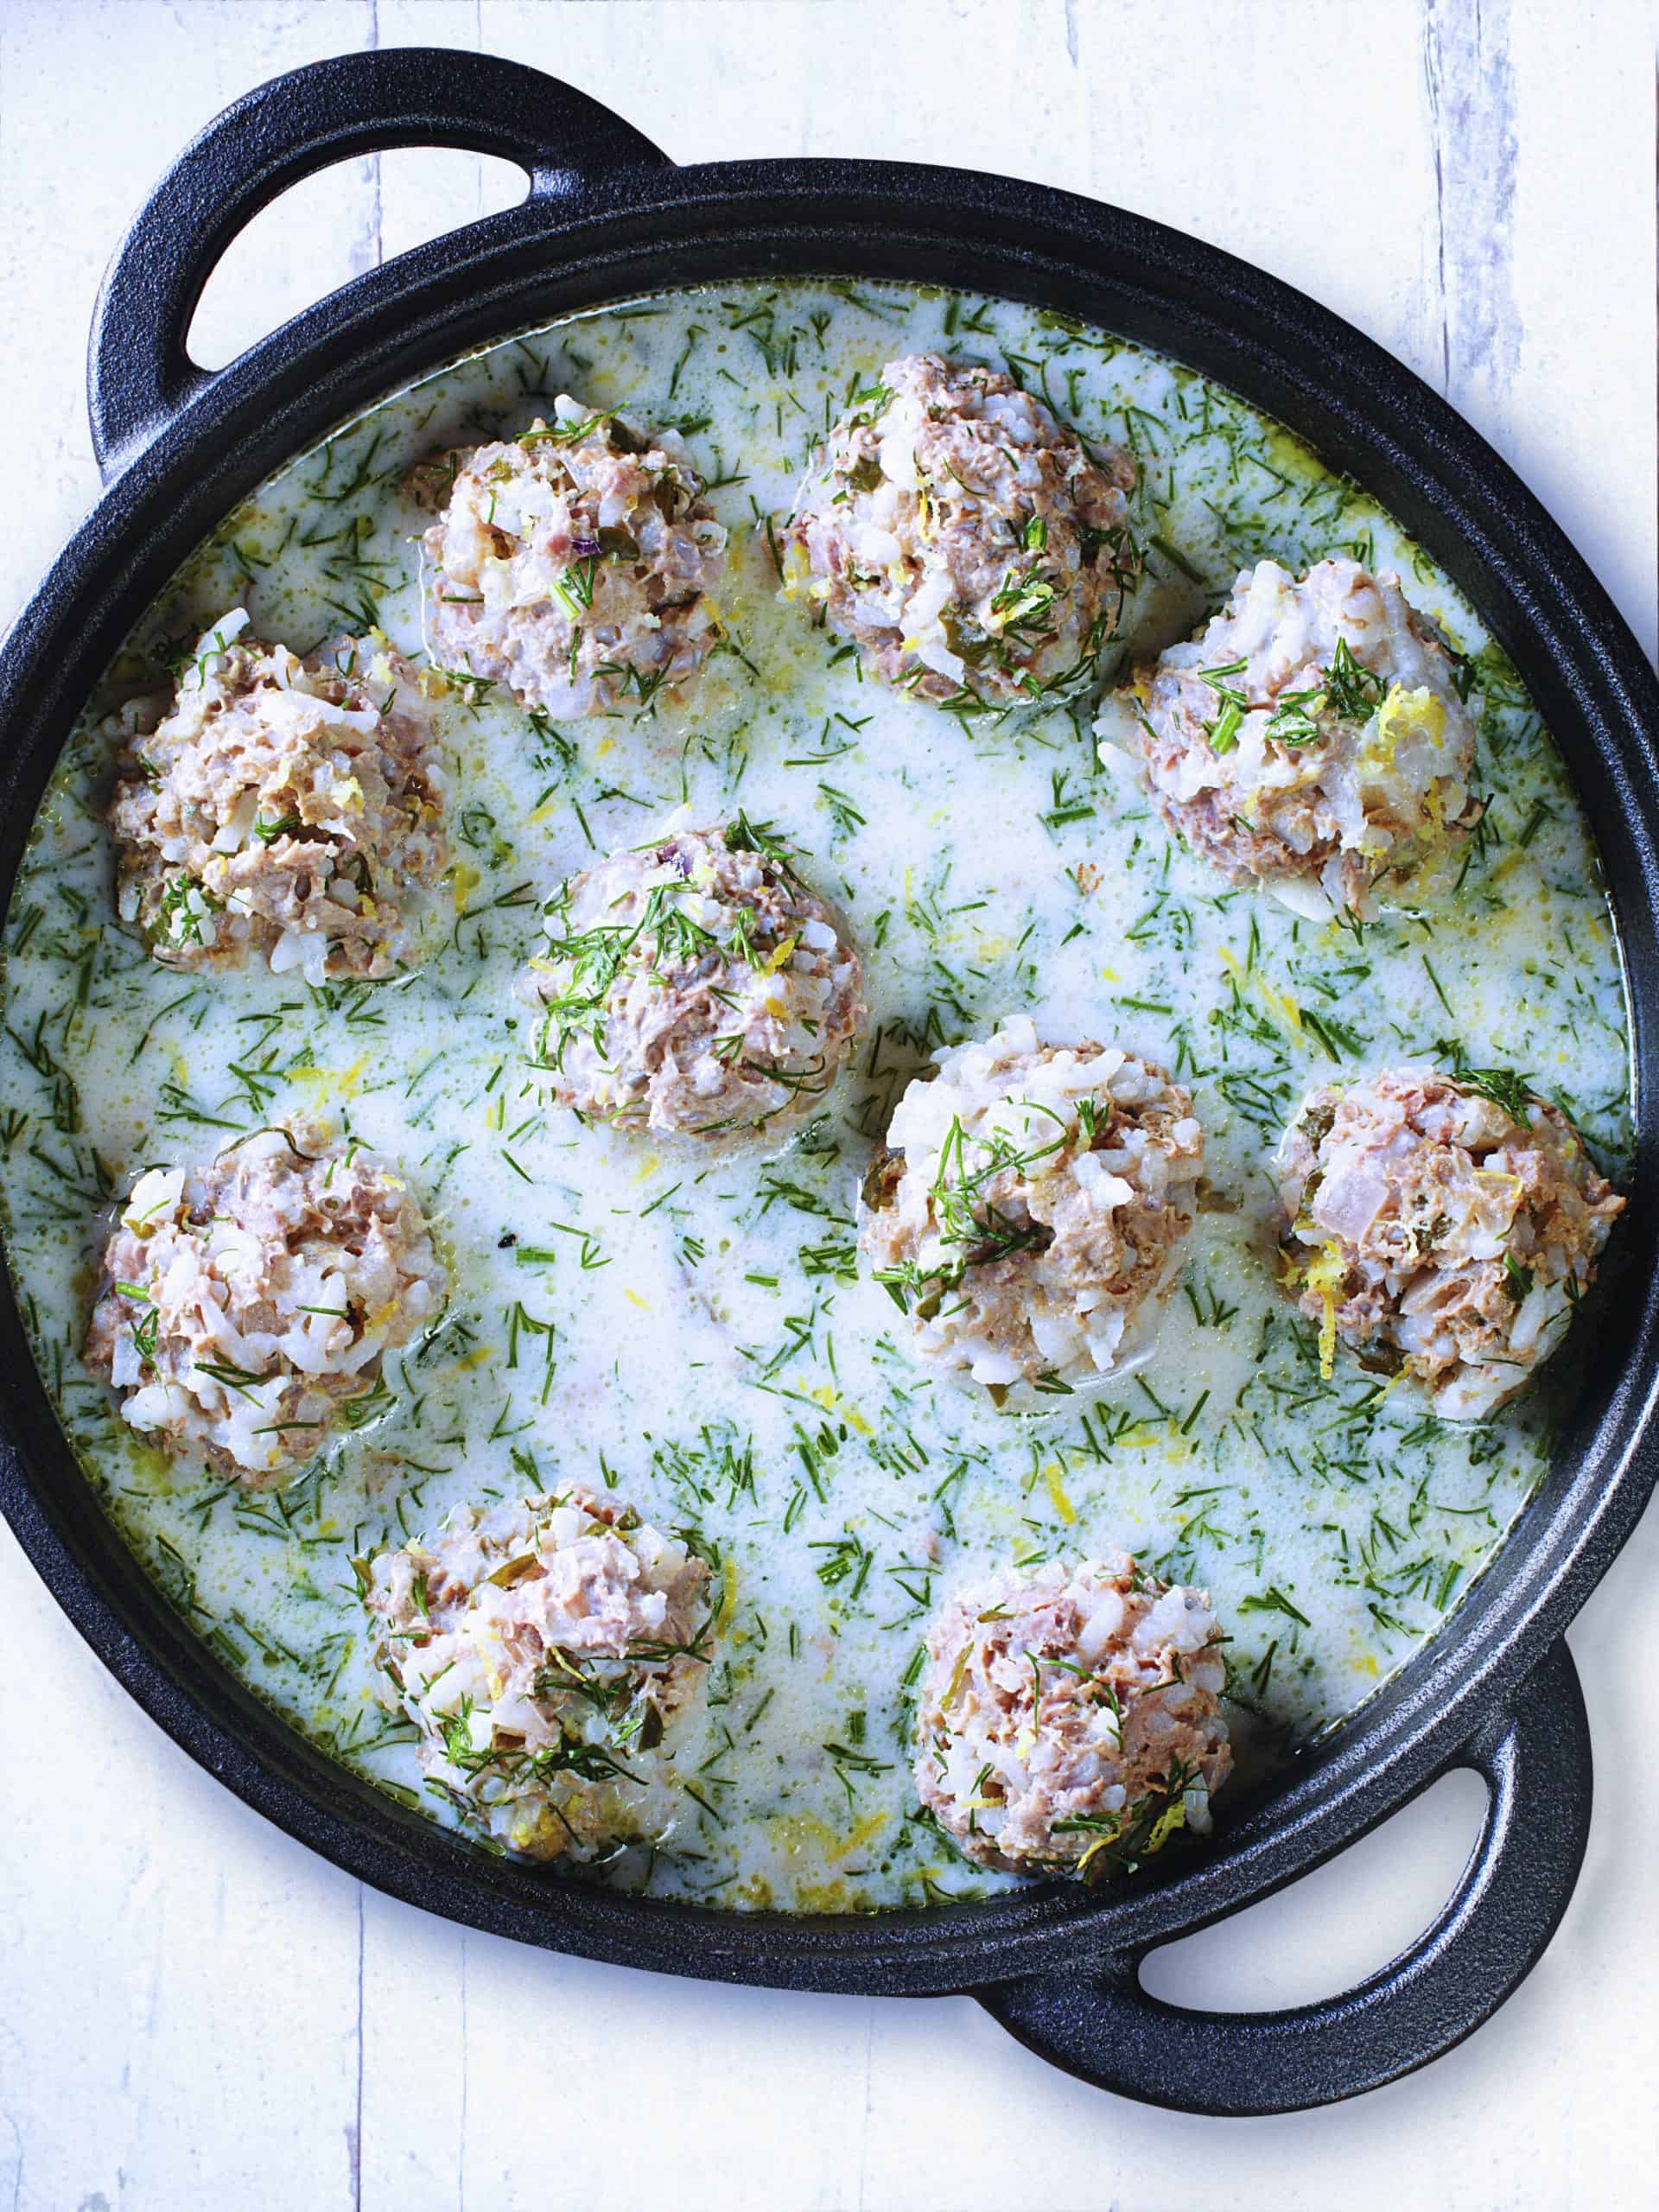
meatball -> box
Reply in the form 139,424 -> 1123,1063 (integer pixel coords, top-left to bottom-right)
781,353 -> 1138,707
360,1487 -> 713,1862
519,817 -> 864,1140
1275,1066 -> 1623,1418
915,1555 -> 1231,1878
859,1018 -> 1203,1397
110,610 -> 448,982
1100,558 -> 1480,916
84,1128 -> 446,1483
421,396 -> 728,717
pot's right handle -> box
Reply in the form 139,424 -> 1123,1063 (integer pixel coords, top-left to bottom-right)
980,1635 -> 1592,2114
88,47 -> 671,478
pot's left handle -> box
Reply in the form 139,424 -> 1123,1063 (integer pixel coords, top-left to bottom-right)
87,47 -> 671,479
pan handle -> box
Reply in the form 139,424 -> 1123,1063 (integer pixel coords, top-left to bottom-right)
86,48 -> 671,478
977,1635 -> 1592,2113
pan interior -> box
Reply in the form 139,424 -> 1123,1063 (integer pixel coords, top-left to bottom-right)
0,277 -> 1631,1913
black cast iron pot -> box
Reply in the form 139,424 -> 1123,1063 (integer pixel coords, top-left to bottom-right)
3,48 -> 1656,2118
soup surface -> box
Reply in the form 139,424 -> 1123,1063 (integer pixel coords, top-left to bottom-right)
0,281 -> 1631,1910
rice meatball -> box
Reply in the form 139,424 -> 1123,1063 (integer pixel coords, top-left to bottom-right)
519,817 -> 864,1140
781,353 -> 1138,706
110,610 -> 448,982
361,1487 -> 713,1862
859,1018 -> 1203,1397
1275,1066 -> 1623,1419
84,1128 -> 446,1484
915,1555 -> 1231,1878
1101,558 -> 1480,916
422,396 -> 728,717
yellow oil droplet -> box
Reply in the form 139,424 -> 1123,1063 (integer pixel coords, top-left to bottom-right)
286,1053 -> 371,1103
809,1382 -> 873,1436
793,1880 -> 855,1912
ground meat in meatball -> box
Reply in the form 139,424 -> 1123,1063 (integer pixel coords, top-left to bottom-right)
781,353 -> 1138,707
1099,558 -> 1480,917
110,609 -> 448,982
859,1017 -> 1203,1398
1275,1065 -> 1623,1418
518,816 -> 864,1140
421,396 -> 728,717
361,1487 -> 713,1862
84,1128 -> 446,1483
914,1554 -> 1230,1878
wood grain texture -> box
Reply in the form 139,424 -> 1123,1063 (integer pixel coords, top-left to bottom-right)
1,3 -> 1656,2205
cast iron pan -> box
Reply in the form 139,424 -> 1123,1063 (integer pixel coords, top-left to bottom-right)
2,48 -> 1656,2116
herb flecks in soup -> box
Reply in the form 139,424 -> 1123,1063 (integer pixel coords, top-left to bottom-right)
0,281 -> 1631,1912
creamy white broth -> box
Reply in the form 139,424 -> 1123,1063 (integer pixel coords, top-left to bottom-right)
0,281 -> 1631,1910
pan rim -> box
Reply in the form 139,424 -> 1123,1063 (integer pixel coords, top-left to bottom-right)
2,154 -> 1656,1992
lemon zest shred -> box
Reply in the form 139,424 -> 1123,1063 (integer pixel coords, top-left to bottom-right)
1043,1464 -> 1077,1524
1217,944 -> 1302,1040
1303,1240 -> 1347,1380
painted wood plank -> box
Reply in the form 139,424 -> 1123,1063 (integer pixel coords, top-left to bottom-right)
0,7 -> 377,2209
436,1940 -> 872,2212
1501,0 -> 1657,655
0,1528 -> 364,2210
355,1889 -> 468,2209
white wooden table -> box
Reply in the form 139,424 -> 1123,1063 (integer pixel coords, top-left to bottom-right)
3,3 -> 1656,2204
